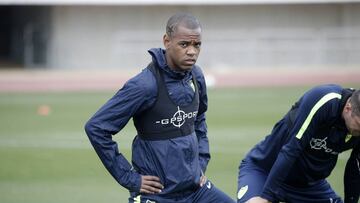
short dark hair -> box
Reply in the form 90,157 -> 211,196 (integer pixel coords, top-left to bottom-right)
166,12 -> 201,38
350,89 -> 360,117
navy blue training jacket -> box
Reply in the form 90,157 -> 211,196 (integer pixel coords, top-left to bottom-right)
84,48 -> 210,197
244,84 -> 360,202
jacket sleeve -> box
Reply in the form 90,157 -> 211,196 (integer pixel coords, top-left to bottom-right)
194,67 -> 210,173
344,143 -> 360,203
261,90 -> 341,202
84,74 -> 155,192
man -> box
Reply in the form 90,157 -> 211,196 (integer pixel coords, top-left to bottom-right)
237,84 -> 360,203
85,13 -> 234,203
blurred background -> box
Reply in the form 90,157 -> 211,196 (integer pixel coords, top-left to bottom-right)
0,0 -> 360,202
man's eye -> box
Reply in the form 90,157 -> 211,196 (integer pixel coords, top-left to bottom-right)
180,43 -> 187,47
195,43 -> 201,48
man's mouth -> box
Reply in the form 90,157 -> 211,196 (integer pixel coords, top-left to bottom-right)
184,59 -> 196,65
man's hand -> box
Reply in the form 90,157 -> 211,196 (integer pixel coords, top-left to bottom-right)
140,175 -> 164,194
246,197 -> 271,203
199,174 -> 207,187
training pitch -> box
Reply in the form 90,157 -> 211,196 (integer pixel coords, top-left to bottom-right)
0,85 -> 355,202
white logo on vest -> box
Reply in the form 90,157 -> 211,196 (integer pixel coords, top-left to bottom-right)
309,137 -> 339,155
155,106 -> 198,128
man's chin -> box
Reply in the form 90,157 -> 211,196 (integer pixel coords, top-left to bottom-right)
180,65 -> 194,71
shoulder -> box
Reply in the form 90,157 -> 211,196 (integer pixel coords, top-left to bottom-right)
307,84 -> 342,96
299,84 -> 343,119
125,67 -> 157,94
303,84 -> 343,103
191,65 -> 206,85
192,65 -> 205,78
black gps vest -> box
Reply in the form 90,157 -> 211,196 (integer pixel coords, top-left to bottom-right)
133,63 -> 200,140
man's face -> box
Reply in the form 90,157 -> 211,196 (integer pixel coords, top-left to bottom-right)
343,101 -> 360,137
163,25 -> 201,72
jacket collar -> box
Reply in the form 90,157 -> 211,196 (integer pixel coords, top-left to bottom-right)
148,48 -> 192,79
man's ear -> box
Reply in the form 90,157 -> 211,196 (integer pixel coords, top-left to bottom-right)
345,100 -> 352,113
163,34 -> 170,49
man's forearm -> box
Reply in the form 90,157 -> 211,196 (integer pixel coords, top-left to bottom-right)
85,121 -> 141,191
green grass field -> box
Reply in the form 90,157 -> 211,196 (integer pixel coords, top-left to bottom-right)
0,86 -> 356,202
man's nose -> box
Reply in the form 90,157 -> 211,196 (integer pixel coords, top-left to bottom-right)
186,46 -> 197,55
